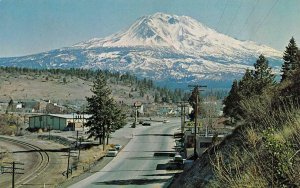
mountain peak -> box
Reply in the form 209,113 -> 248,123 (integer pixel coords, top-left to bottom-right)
0,12 -> 283,88
75,12 -> 213,51
147,12 -> 180,24
147,12 -> 198,25
74,13 -> 281,58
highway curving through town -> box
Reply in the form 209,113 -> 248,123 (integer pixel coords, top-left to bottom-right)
70,118 -> 181,188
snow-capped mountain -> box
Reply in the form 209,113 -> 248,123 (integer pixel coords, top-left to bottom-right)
0,13 -> 282,88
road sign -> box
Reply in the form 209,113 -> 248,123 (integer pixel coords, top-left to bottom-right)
133,101 -> 142,107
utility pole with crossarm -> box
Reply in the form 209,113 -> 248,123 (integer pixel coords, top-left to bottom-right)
188,84 -> 207,160
2,161 -> 24,188
178,101 -> 189,134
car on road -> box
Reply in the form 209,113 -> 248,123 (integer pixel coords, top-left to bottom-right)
142,122 -> 151,126
163,119 -> 170,123
131,122 -> 136,128
114,144 -> 122,150
174,132 -> 184,138
106,148 -> 118,157
173,154 -> 185,165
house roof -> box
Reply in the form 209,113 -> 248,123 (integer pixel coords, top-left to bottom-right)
29,113 -> 92,119
51,114 -> 92,119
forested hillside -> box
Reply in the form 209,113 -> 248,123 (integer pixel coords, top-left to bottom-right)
0,67 -> 189,105
171,37 -> 300,187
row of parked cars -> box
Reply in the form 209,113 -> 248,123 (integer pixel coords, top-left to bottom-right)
130,118 -> 170,128
167,130 -> 188,170
106,144 -> 122,157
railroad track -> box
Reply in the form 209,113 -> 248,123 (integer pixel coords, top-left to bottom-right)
0,136 -> 50,187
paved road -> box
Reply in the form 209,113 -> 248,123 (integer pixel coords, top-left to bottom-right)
69,118 -> 180,188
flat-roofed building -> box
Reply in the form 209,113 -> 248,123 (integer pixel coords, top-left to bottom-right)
29,114 -> 91,131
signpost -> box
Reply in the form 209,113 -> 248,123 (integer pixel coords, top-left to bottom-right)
133,101 -> 142,127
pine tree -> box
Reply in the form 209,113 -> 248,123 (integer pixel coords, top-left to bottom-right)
85,72 -> 126,149
281,37 -> 299,82
238,69 -> 255,98
253,54 -> 275,94
223,56 -> 275,120
281,52 -> 300,100
105,101 -> 126,145
154,93 -> 159,103
223,80 -> 239,118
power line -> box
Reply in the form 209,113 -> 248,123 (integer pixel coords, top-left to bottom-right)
251,0 -> 280,39
216,0 -> 229,30
237,0 -> 260,37
225,0 -> 242,35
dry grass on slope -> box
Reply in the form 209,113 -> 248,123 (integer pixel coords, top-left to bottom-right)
0,72 -> 153,106
170,94 -> 300,188
208,99 -> 300,188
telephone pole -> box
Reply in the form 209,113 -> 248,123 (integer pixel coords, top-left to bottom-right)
133,101 -> 141,128
2,161 -> 24,188
65,147 -> 77,179
67,147 -> 71,179
188,84 -> 207,160
178,101 -> 189,134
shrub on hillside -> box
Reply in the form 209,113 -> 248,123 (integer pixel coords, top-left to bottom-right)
209,98 -> 300,187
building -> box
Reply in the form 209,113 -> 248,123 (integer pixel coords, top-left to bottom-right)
45,103 -> 65,114
0,102 -> 8,112
28,113 -> 91,131
22,101 -> 40,112
196,134 -> 225,156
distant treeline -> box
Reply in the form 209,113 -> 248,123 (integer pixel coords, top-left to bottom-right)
0,66 -> 228,102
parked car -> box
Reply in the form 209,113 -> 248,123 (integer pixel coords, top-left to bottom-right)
174,132 -> 184,138
106,148 -> 118,157
142,122 -> 151,126
173,154 -> 185,164
163,119 -> 170,123
131,122 -> 136,128
114,144 -> 122,150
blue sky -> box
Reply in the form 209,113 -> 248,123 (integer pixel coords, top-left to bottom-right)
0,0 -> 299,57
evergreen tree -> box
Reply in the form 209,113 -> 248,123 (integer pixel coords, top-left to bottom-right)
105,101 -> 126,145
223,80 -> 240,118
6,99 -> 14,113
154,93 -> 159,103
85,72 -> 125,149
238,69 -> 255,98
253,54 -> 275,94
224,56 -> 275,120
281,37 -> 299,81
225,69 -> 254,120
281,52 -> 300,100
139,89 -> 145,97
